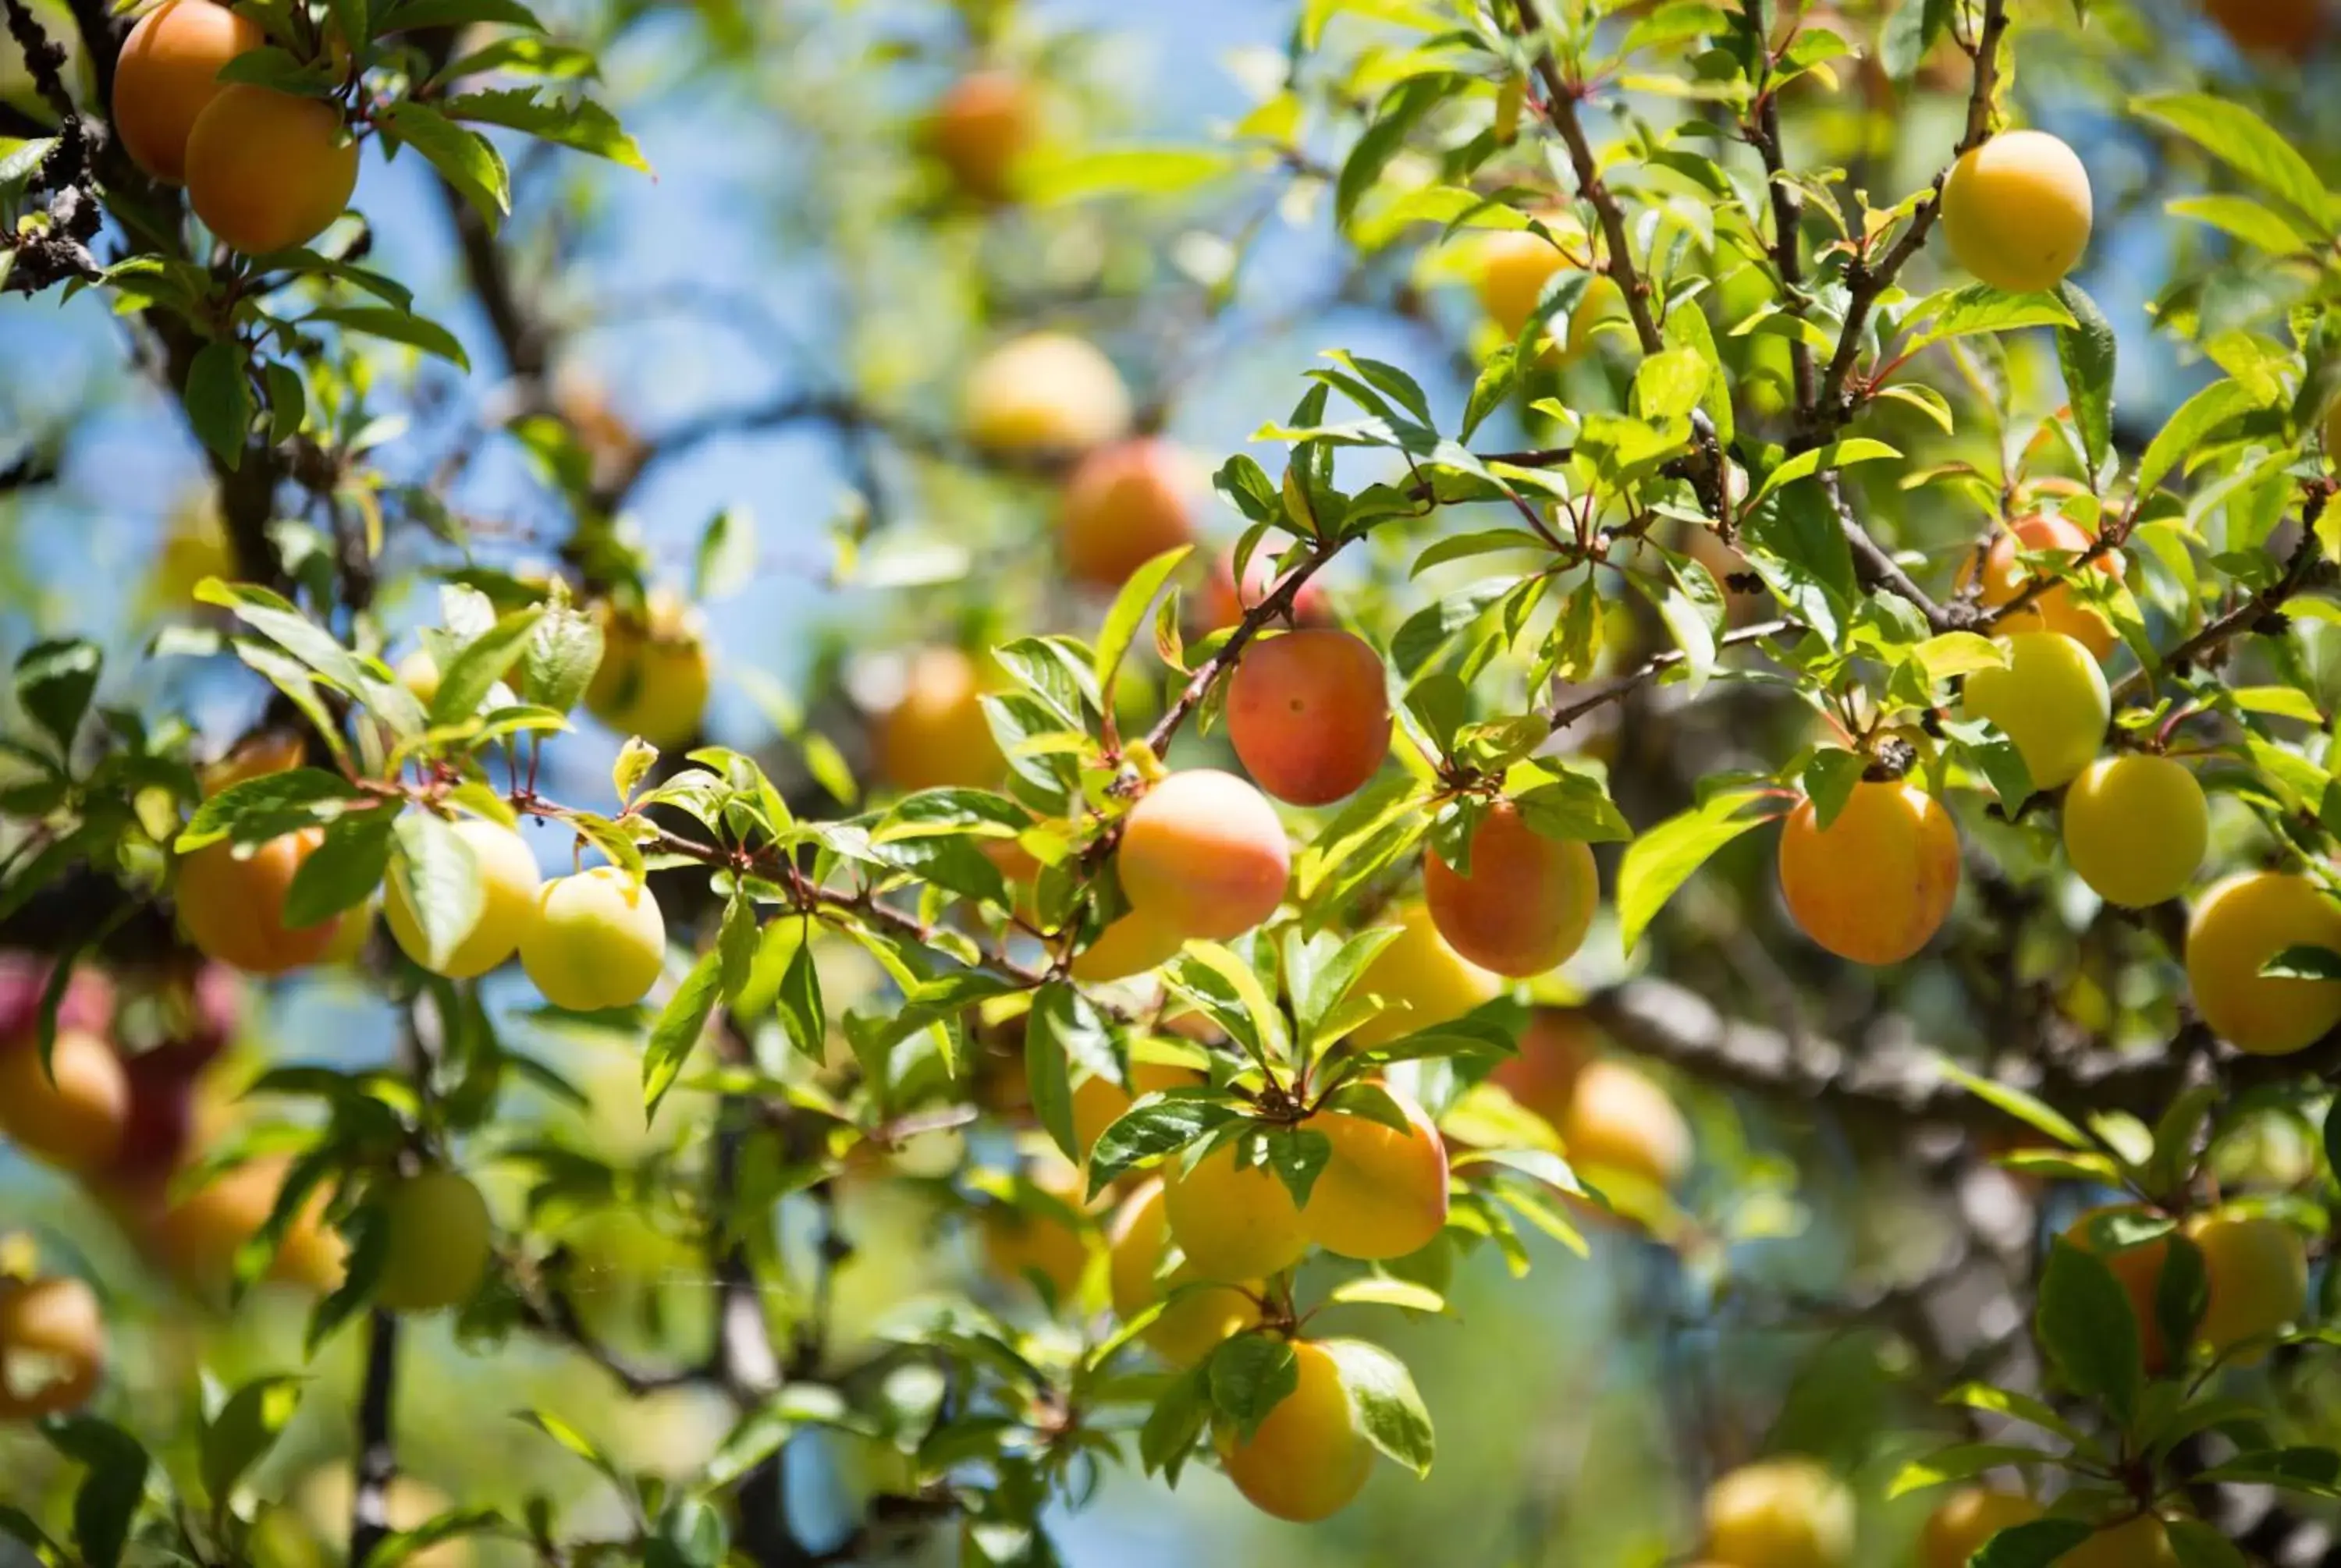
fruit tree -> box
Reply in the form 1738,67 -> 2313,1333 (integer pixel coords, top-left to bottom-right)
8,0 -> 2341,1563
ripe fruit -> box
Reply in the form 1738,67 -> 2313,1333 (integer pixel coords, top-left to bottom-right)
1940,129 -> 2093,294
184,86 -> 359,254
175,736 -> 344,976
373,1169 -> 493,1314
1348,903 -> 1500,1048
2188,1210 -> 2308,1354
1227,630 -> 1392,807
2061,1513 -> 2179,1568
1107,1180 -> 1259,1365
1302,1087 -> 1450,1261
1117,770 -> 1291,942
874,646 -> 1004,793
1778,772 -> 1960,966
177,828 -> 346,974
2186,871 -> 2341,1055
1059,438 -> 1196,590
1201,548 -> 1333,633
1067,910 -> 1185,985
1960,514 -> 2123,660
2062,754 -> 2208,908
927,69 -> 1036,203
962,332 -> 1131,456
2204,0 -> 2327,51
129,1154 -> 346,1294
1959,631 -> 2109,792
2063,1205 -> 2172,1370
1559,1059 -> 1693,1191
1163,1137 -> 1310,1281
586,593 -> 712,750
105,1045 -> 216,1189
1702,1457 -> 1856,1568
0,1028 -> 129,1172
520,867 -> 666,1012
980,1159 -> 1092,1301
384,817 -> 541,979
1919,1488 -> 2044,1568
1473,225 -> 1629,359
0,1275 -> 104,1419
1215,1339 -> 1371,1522
1490,1009 -> 1592,1126
1424,801 -> 1598,977
112,0 -> 262,182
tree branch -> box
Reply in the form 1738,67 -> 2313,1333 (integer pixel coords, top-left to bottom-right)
2108,494 -> 2332,705
1807,0 -> 2007,435
348,1310 -> 401,1566
1141,532 -> 1348,757
1546,618 -> 1804,732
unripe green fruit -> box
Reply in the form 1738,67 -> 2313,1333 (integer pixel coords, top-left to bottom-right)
384,818 -> 541,979
520,867 -> 666,1011
2188,1210 -> 2308,1354
1959,632 -> 2108,792
2062,754 -> 2207,908
372,1169 -> 492,1314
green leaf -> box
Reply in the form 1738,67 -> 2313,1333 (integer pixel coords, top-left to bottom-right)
1087,1091 -> 1237,1196
2134,378 -> 2261,503
1510,773 -> 1633,843
2165,1520 -> 2250,1568
177,768 -> 367,853
1026,983 -> 1103,1163
1971,1520 -> 2094,1568
1910,631 -> 2011,682
642,947 -> 722,1119
1092,544 -> 1193,701
1900,284 -> 2074,355
1207,1334 -> 1298,1441
200,1375 -> 305,1513
44,1416 -> 148,1568
183,341 -> 253,466
1746,438 -> 1900,510
1320,1338 -> 1434,1475
2037,1239 -> 2141,1420
429,604 -> 545,727
2167,193 -> 2313,254
694,506 -> 757,602
302,306 -> 471,371
440,88 -> 649,172
282,814 -> 395,928
517,594 -> 603,715
1021,144 -> 1241,204
388,811 -> 484,973
2155,1231 -> 2208,1362
1886,1443 -> 2059,1498
1879,0 -> 1952,80
378,101 -> 511,229
1934,1061 -> 2094,1149
2260,944 -> 2341,981
1334,75 -> 1449,230
773,922 -> 825,1062
214,46 -> 339,95
1615,786 -> 1772,953
2131,93 -> 2332,239
196,580 -> 373,694
13,638 -> 100,754
2055,281 -> 2116,477
381,0 -> 546,30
